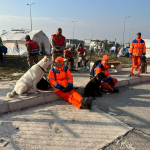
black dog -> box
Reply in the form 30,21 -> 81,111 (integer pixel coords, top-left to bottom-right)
141,56 -> 147,74
84,72 -> 107,98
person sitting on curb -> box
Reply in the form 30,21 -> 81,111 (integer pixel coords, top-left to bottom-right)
48,56 -> 93,109
94,55 -> 119,93
76,43 -> 88,68
64,47 -> 75,71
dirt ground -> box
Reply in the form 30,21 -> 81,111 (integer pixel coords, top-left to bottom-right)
0,54 -> 149,82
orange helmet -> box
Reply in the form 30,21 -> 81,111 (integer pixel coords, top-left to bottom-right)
102,55 -> 109,62
55,56 -> 63,65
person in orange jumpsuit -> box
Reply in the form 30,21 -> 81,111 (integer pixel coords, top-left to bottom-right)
94,55 -> 119,93
48,56 -> 93,109
129,32 -> 146,77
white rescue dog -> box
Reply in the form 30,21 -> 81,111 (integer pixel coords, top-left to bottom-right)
7,56 -> 53,98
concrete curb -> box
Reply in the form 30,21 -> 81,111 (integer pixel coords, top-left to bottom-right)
0,75 -> 150,114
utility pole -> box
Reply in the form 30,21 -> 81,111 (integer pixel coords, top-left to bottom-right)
72,21 -> 77,39
129,28 -> 134,43
123,15 -> 131,48
27,3 -> 35,31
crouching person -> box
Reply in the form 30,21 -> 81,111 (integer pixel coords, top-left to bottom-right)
76,43 -> 88,68
64,48 -> 75,70
94,55 -> 119,93
48,56 -> 93,109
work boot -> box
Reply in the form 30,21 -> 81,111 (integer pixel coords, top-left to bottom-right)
113,88 -> 119,93
78,62 -> 80,68
80,97 -> 93,110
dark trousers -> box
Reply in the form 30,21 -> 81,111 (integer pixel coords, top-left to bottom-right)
0,47 -> 3,63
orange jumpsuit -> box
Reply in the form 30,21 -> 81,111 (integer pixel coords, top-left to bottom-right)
94,62 -> 118,91
48,66 -> 83,108
129,38 -> 146,76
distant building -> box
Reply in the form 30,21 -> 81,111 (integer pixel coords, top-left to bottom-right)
144,39 -> 150,58
65,39 -> 84,48
84,39 -> 97,50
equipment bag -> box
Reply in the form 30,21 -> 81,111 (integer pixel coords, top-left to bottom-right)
37,75 -> 51,90
1,46 -> 7,54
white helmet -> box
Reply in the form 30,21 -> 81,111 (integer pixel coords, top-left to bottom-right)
133,66 -> 140,76
133,70 -> 140,76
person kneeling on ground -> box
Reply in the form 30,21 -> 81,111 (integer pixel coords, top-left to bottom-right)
48,56 -> 93,109
94,55 -> 119,93
64,47 -> 75,71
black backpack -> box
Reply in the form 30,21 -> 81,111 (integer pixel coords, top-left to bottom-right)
37,75 -> 51,90
90,60 -> 101,78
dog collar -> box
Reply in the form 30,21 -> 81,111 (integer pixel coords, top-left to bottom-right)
38,65 -> 45,72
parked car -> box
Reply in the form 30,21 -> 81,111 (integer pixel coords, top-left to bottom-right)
118,47 -> 129,57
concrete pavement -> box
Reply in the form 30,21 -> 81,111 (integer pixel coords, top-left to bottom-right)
95,82 -> 150,150
0,68 -> 150,114
0,100 -> 132,150
0,68 -> 150,149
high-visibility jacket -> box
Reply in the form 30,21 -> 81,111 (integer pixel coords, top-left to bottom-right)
52,34 -> 65,49
25,40 -> 39,56
94,63 -> 111,77
64,49 -> 73,58
129,38 -> 146,56
48,66 -> 73,89
77,48 -> 86,54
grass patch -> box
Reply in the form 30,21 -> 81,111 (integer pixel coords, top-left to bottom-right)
0,54 -> 149,81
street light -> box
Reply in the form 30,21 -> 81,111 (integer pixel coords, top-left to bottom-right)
129,28 -> 134,43
27,3 -> 35,31
91,28 -> 93,40
131,33 -> 134,42
72,21 -> 77,39
123,15 -> 131,47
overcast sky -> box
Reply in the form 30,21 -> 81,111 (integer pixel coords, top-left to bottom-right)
0,0 -> 150,44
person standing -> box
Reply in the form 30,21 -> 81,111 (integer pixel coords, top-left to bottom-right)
129,32 -> 146,76
51,28 -> 66,66
76,43 -> 88,68
25,35 -> 39,68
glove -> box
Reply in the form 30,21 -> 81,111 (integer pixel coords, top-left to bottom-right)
55,84 -> 67,92
60,86 -> 68,92
103,79 -> 107,82
108,77 -> 112,80
66,86 -> 73,92
66,82 -> 73,92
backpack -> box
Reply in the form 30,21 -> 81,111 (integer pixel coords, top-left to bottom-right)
37,75 -> 51,90
53,66 -> 68,79
90,60 -> 101,78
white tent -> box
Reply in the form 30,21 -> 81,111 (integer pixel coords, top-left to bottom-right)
0,30 -> 50,55
143,39 -> 150,58
109,46 -> 116,52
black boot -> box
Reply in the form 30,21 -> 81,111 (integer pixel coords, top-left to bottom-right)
80,97 -> 93,110
113,88 -> 119,93
78,62 -> 80,68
